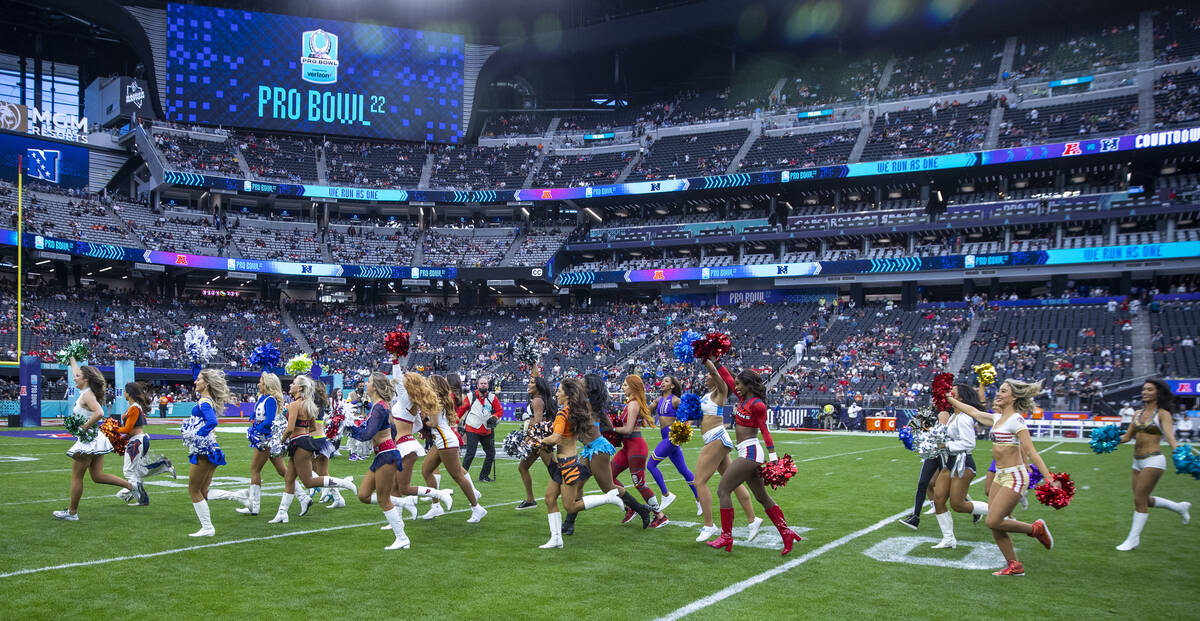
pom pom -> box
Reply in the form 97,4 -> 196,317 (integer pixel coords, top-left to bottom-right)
898,426 -> 915,451
524,421 -> 554,452
55,339 -> 89,365
324,414 -> 345,440
99,418 -> 127,455
64,408 -> 97,443
1173,445 -> 1200,479
674,330 -> 702,364
384,327 -> 411,363
1089,424 -> 1123,454
669,420 -> 693,445
1027,463 -> 1044,487
972,362 -> 997,387
503,429 -> 531,459
759,454 -> 797,489
1034,472 -> 1076,509
285,354 -> 313,376
930,372 -> 955,412
823,404 -> 834,414
676,393 -> 702,422
914,424 -> 949,461
692,332 -> 732,360
602,413 -> 625,448
513,335 -> 539,367
184,326 -> 218,363
248,343 -> 282,371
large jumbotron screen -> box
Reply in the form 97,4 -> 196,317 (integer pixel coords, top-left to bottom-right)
164,3 -> 465,143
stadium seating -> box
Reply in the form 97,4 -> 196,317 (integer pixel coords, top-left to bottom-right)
508,227 -> 571,267
534,151 -> 632,187
861,103 -> 990,161
153,131 -> 242,177
237,132 -> 320,183
1154,68 -> 1200,129
429,144 -> 538,190
1154,7 -> 1200,64
627,129 -> 749,181
327,224 -> 418,265
326,140 -> 424,188
230,219 -> 326,262
422,228 -> 515,267
1012,24 -> 1139,78
998,95 -> 1139,148
738,129 -> 859,172
883,41 -> 1003,100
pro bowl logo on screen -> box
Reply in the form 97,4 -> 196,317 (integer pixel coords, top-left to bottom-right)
301,29 -> 340,85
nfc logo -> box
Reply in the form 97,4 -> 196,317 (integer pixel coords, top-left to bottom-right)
26,148 -> 61,184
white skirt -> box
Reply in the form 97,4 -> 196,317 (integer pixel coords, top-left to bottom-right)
67,433 -> 114,458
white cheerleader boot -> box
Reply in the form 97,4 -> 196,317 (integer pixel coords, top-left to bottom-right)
236,485 -> 261,515
190,501 -> 215,537
539,512 -> 563,549
931,512 -> 957,549
421,502 -> 446,520
468,504 -> 488,523
1116,511 -> 1147,551
325,475 -> 357,494
1152,497 -> 1191,524
582,488 -> 624,510
268,493 -> 293,524
326,490 -> 346,509
383,507 -> 410,550
746,517 -> 764,542
695,524 -> 720,542
660,492 -> 677,511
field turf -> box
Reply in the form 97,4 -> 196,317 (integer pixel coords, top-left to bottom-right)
0,424 -> 1196,620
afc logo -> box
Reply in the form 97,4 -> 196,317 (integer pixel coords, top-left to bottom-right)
26,148 -> 61,184
1177,382 -> 1194,393
1063,142 -> 1082,156
300,29 -> 340,85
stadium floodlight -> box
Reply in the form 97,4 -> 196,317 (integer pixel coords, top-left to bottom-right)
584,207 -> 602,222
98,267 -> 111,272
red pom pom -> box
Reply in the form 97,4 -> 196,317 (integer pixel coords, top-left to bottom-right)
384,327 -> 411,363
930,372 -> 955,412
1034,472 -> 1075,509
602,413 -> 626,448
692,332 -> 733,360
758,454 -> 797,489
324,414 -> 345,440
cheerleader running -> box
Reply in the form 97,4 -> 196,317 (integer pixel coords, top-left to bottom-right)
561,374 -> 654,535
947,379 -> 1057,576
929,384 -> 990,549
115,381 -> 175,506
897,411 -> 944,530
236,373 -> 287,516
692,359 -> 761,544
708,360 -> 800,554
538,378 -> 624,549
516,376 -> 556,510
1113,379 -> 1191,550
611,375 -> 669,528
349,372 -> 410,549
268,376 -> 356,524
54,357 -> 140,521
391,373 -> 471,522
183,369 -> 236,536
307,382 -> 347,509
419,374 -> 488,522
647,376 -> 699,514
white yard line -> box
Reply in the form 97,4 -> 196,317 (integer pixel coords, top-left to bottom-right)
0,499 -> 521,579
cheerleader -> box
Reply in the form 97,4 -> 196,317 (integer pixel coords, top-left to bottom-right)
349,372 -> 409,549
236,373 -> 287,516
53,357 -> 139,521
267,376 -> 357,524
561,374 -> 654,535
115,381 -> 175,506
707,360 -> 799,554
393,373 -> 473,522
1113,379 -> 1191,550
929,384 -> 990,549
344,388 -> 374,461
307,382 -> 347,509
516,376 -> 556,510
947,379 -> 1057,576
418,375 -> 488,521
538,378 -> 624,549
897,411 -> 947,530
646,376 -> 699,514
611,375 -> 669,528
182,369 -> 236,536
692,359 -> 761,544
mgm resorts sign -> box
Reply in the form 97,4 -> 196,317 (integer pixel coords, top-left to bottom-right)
0,101 -> 90,144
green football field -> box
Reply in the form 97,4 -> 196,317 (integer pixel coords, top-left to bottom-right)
1,424 -> 1196,620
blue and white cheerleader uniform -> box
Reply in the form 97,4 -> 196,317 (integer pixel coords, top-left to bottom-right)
182,397 -> 226,466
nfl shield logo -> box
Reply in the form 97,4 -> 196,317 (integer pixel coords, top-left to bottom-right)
26,148 -> 60,184
301,29 -> 340,85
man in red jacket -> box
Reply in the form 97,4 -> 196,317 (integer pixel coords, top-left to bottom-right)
458,376 -> 503,482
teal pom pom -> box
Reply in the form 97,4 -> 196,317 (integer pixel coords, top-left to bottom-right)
1089,424 -> 1122,454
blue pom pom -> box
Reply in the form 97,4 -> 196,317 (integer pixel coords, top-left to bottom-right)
249,343 -> 282,371
1174,445 -> 1200,480
898,426 -> 915,451
1027,464 -> 1044,487
677,393 -> 702,422
674,330 -> 702,364
1089,424 -> 1122,454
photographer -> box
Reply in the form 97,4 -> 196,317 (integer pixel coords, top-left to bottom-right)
458,376 -> 503,482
